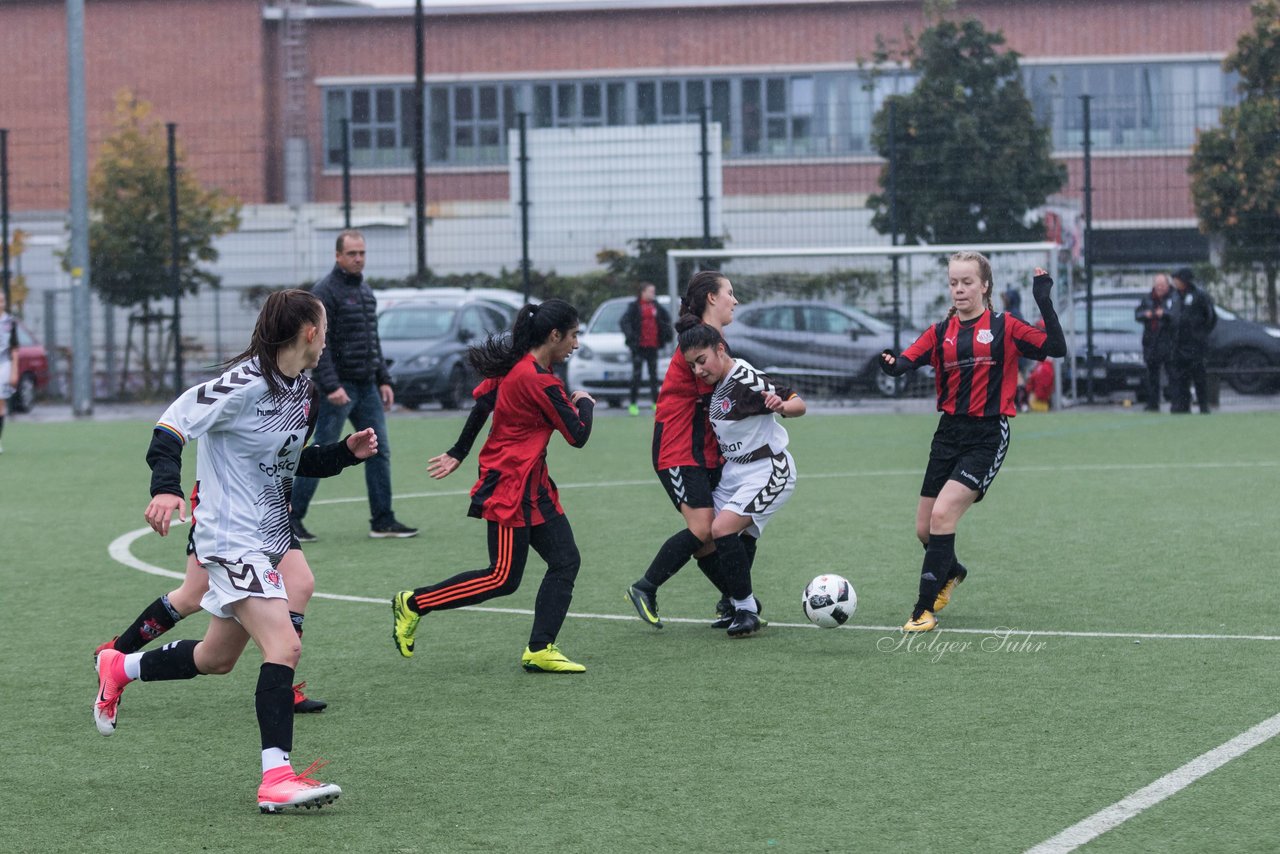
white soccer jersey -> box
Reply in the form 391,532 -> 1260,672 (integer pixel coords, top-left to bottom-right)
0,312 -> 13,398
708,358 -> 794,463
155,359 -> 313,565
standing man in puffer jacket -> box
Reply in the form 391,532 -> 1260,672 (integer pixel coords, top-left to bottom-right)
290,229 -> 419,540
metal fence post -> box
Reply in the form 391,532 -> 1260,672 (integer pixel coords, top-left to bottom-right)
167,122 -> 183,392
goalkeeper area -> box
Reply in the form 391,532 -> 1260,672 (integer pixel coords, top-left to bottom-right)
7,405 -> 1280,851
663,242 -> 1067,401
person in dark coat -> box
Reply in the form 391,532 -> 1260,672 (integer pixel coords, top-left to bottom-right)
618,282 -> 673,415
290,229 -> 418,539
1167,267 -> 1217,414
1135,272 -> 1174,411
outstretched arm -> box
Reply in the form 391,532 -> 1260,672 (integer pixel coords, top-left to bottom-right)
1030,268 -> 1067,358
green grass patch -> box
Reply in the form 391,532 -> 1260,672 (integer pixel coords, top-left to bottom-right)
2,409 -> 1279,852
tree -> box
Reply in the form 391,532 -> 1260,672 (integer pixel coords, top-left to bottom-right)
1189,0 -> 1280,323
867,12 -> 1066,245
87,90 -> 241,309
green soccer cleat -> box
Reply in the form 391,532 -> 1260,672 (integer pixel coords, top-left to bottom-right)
521,643 -> 585,673
624,584 -> 663,628
391,591 -> 421,658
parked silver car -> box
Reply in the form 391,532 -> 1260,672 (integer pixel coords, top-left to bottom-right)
729,300 -> 930,397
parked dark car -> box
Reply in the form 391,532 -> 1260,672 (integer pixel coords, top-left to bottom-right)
729,300 -> 931,397
11,319 -> 50,412
379,296 -> 516,409
1063,291 -> 1280,397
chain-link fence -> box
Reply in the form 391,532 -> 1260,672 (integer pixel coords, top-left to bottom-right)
3,80 -> 1276,409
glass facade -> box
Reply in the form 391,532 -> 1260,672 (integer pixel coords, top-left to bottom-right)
322,61 -> 1236,170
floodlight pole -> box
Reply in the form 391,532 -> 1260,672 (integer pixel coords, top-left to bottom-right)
413,0 -> 427,281
1081,95 -> 1095,404
67,0 -> 93,415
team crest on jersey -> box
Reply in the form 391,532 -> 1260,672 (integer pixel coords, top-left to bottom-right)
263,567 -> 283,590
719,397 -> 734,414
977,329 -> 994,344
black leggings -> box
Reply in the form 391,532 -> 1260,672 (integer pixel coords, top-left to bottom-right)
630,347 -> 660,404
409,514 -> 581,649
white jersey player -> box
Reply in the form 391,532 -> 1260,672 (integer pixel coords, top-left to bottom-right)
680,321 -> 806,637
94,289 -> 377,813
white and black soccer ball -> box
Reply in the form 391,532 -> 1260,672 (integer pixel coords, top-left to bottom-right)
802,573 -> 857,628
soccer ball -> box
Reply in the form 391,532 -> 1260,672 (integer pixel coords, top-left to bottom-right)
802,574 -> 857,628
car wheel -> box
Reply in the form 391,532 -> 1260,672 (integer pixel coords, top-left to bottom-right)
440,366 -> 470,410
1223,347 -> 1274,395
11,372 -> 36,413
873,367 -> 901,398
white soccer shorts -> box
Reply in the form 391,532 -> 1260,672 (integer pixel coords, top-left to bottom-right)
200,552 -> 288,620
713,450 -> 796,538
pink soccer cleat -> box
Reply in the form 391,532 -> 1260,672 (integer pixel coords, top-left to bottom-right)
257,760 -> 342,813
93,648 -> 131,736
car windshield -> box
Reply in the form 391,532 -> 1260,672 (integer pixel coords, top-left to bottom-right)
378,306 -> 457,340
589,301 -> 629,334
1070,302 -> 1141,334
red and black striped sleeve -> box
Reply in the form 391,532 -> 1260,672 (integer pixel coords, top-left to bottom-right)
540,377 -> 593,448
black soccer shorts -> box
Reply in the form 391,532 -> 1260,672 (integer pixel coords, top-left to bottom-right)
920,414 -> 1009,502
656,464 -> 721,511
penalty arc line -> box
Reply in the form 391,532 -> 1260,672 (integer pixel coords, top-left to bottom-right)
1025,710 -> 1280,853
108,524 -> 1280,642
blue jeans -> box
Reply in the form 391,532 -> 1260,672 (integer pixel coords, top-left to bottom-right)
291,381 -> 396,528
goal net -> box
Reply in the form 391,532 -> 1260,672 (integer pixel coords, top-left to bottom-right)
664,242 -> 1066,404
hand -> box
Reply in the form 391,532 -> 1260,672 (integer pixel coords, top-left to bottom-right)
762,391 -> 783,412
1032,267 -> 1054,305
144,493 -> 187,537
379,383 -> 395,410
570,390 -> 595,406
345,427 -> 379,460
327,387 -> 350,407
427,452 -> 460,480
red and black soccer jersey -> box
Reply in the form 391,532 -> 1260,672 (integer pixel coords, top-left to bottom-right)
900,310 -> 1051,417
468,353 -> 593,527
652,349 -> 722,471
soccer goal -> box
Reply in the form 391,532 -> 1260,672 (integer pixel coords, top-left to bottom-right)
664,242 -> 1069,404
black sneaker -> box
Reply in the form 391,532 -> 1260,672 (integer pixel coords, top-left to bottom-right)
726,609 -> 762,638
711,596 -> 764,629
292,682 -> 327,713
370,521 -> 419,539
624,584 -> 663,628
291,517 -> 318,544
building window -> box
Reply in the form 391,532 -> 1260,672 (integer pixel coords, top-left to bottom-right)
322,61 -> 1233,170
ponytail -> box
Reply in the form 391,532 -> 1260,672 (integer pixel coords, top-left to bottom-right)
677,270 -> 729,330
469,299 -> 580,378
220,288 -> 323,400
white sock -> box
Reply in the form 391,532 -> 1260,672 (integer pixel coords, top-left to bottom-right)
261,748 -> 291,775
122,653 -> 144,681
730,595 -> 758,614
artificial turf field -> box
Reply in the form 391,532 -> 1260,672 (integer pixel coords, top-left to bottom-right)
3,407 -> 1280,853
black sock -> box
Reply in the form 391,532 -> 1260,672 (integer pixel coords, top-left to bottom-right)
949,559 -> 968,582
642,529 -> 704,588
289,611 -> 304,639
138,639 -> 200,682
256,662 -> 295,753
914,533 -> 956,617
0,414 -> 5,438
695,553 -> 729,597
113,594 -> 183,655
741,534 -> 758,572
115,595 -> 183,654
713,534 -> 752,601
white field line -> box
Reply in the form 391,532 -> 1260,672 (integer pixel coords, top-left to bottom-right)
108,528 -> 1280,644
1026,711 -> 1280,853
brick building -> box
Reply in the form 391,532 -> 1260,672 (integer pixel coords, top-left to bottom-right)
0,0 -> 1256,286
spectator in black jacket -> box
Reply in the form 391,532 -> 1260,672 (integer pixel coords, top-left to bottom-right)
1167,267 -> 1217,414
1135,272 -> 1174,411
618,282 -> 672,416
290,230 -> 418,539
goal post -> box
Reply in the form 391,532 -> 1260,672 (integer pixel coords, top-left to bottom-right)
664,242 -> 1073,404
